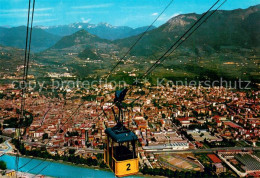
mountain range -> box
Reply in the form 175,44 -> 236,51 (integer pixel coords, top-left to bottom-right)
0,5 -> 259,54
36,22 -> 156,40
44,5 -> 259,57
0,26 -> 61,52
0,5 -> 259,83
40,5 -> 260,83
0,23 -> 155,52
115,4 -> 260,57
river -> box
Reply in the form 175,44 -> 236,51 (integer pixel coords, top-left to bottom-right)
0,154 -> 138,178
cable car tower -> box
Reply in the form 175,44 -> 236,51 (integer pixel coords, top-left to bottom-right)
104,89 -> 139,177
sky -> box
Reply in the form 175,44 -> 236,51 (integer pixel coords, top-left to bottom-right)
0,0 -> 259,28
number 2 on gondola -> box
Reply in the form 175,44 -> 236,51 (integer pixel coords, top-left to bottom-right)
126,163 -> 131,171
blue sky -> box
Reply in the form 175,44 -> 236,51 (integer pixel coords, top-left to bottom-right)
0,0 -> 259,28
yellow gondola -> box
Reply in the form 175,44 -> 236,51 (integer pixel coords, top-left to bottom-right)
104,89 -> 139,177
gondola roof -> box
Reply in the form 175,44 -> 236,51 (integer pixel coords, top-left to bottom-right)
105,124 -> 138,143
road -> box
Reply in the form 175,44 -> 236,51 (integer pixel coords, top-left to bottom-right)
3,138 -> 13,153
144,146 -> 260,154
15,138 -> 260,155
0,136 -> 13,155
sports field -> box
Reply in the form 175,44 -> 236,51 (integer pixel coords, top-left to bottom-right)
160,154 -> 201,171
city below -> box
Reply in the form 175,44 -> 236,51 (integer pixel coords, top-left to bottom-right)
0,81 -> 259,177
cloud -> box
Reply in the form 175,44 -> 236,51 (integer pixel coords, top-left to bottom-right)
0,12 -> 52,18
157,12 -> 182,22
72,4 -> 113,9
0,7 -> 53,18
157,14 -> 168,21
121,5 -> 156,10
0,8 -> 52,13
152,12 -> 158,16
171,13 -> 181,18
81,18 -> 91,23
35,8 -> 53,12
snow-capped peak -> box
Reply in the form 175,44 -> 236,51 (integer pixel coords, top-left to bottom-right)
98,22 -> 115,28
35,25 -> 49,29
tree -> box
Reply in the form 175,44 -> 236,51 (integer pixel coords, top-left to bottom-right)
42,133 -> 48,140
75,141 -> 79,145
0,138 -> 4,144
151,137 -> 156,142
0,160 -> 7,170
69,149 -> 76,155
66,131 -> 79,137
96,153 -> 103,160
99,161 -> 107,168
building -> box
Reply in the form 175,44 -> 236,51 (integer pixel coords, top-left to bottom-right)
214,163 -> 226,174
207,154 -> 222,163
207,154 -> 226,174
5,170 -> 16,177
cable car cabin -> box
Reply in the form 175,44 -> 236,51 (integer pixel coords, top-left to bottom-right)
104,123 -> 139,177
